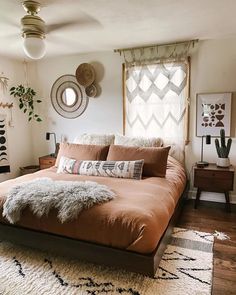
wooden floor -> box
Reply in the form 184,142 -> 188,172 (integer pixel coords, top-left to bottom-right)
177,200 -> 236,295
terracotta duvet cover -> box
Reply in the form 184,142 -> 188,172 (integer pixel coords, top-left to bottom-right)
0,156 -> 186,254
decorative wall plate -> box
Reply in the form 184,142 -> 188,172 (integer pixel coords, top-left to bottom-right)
75,63 -> 95,87
85,83 -> 97,98
50,75 -> 88,119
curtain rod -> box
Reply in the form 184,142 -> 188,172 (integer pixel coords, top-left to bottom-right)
114,39 -> 199,53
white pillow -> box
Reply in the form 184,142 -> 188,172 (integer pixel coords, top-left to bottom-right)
114,134 -> 163,147
73,134 -> 115,145
57,156 -> 144,180
163,140 -> 185,164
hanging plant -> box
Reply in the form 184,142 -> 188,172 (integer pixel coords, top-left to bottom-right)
9,85 -> 42,122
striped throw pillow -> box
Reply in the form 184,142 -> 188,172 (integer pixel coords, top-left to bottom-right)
57,156 -> 144,180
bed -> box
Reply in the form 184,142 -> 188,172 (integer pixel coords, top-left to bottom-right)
0,154 -> 187,277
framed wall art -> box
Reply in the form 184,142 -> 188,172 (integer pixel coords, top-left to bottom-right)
196,92 -> 232,136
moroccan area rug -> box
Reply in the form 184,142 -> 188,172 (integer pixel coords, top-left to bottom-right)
0,227 -> 214,295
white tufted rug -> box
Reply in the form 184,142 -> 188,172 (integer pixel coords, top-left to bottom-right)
0,228 -> 214,295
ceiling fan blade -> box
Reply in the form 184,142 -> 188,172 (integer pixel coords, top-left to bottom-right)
6,33 -> 20,39
46,20 -> 79,33
46,15 -> 102,33
0,32 -> 19,41
0,14 -> 19,29
40,0 -> 75,6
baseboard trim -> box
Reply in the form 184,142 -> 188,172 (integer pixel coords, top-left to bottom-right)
188,190 -> 236,204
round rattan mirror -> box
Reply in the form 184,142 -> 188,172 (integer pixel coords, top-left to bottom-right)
50,75 -> 88,119
61,87 -> 77,106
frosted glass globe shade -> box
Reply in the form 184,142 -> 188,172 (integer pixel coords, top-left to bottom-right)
23,37 -> 46,59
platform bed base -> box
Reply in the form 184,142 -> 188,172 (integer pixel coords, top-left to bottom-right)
0,184 -> 188,278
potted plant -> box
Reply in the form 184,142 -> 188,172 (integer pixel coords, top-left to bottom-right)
215,129 -> 232,167
10,84 -> 42,122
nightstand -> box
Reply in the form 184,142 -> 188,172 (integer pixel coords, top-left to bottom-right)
194,163 -> 234,212
39,155 -> 56,170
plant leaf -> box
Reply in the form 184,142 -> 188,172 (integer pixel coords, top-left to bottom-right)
19,103 -> 24,109
10,87 -> 15,91
36,117 -> 42,122
28,117 -> 32,122
23,109 -> 27,113
36,100 -> 42,103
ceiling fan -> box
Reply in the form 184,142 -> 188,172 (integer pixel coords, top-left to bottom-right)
20,0 -> 99,60
21,0 -> 47,59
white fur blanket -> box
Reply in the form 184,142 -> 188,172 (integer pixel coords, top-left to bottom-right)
3,178 -> 116,224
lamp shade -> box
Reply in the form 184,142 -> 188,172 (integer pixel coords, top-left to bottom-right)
46,132 -> 50,140
206,135 -> 211,144
23,37 -> 46,60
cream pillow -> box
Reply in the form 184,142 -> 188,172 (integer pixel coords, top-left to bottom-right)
73,134 -> 115,146
163,140 -> 185,164
114,134 -> 163,147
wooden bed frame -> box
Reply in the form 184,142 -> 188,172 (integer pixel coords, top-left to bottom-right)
0,183 -> 188,278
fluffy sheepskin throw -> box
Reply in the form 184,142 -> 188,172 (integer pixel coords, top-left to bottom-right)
3,178 -> 116,224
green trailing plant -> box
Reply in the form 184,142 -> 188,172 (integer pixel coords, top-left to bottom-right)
215,129 -> 232,158
9,85 -> 42,122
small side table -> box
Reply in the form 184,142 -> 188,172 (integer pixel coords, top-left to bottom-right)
193,163 -> 234,212
39,155 -> 56,170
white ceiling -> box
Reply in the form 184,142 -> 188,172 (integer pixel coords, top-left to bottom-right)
0,0 -> 236,60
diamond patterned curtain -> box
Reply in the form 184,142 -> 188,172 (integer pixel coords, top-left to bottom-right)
124,60 -> 190,147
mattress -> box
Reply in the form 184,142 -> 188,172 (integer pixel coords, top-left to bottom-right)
0,156 -> 186,254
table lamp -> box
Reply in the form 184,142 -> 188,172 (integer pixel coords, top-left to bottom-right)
46,132 -> 57,157
197,135 -> 211,167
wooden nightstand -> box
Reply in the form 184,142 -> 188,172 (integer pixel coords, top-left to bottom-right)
39,155 -> 56,170
194,163 -> 234,212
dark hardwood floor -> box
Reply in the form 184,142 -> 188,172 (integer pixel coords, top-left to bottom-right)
177,200 -> 236,295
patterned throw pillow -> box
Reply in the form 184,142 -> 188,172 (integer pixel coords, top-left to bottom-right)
57,156 -> 144,180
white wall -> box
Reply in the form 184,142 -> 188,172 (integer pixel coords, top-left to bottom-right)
187,38 -> 236,202
28,51 -> 123,161
0,56 -> 33,181
2,39 -> 236,203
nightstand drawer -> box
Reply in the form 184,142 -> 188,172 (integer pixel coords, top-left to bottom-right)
194,169 -> 234,191
195,169 -> 233,180
39,158 -> 56,165
194,176 -> 233,191
39,156 -> 56,170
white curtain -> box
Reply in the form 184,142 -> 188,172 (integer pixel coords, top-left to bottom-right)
124,60 -> 189,148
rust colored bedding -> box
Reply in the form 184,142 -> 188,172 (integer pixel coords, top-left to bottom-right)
0,156 -> 186,254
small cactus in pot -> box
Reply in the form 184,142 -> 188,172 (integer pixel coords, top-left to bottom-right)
215,129 -> 232,167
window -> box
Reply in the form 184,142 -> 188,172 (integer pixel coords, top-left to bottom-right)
123,59 -> 190,146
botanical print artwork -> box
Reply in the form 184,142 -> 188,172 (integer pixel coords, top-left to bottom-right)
0,114 -> 10,173
196,93 -> 232,136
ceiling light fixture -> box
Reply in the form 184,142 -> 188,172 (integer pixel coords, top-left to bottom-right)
23,35 -> 46,60
21,1 -> 46,60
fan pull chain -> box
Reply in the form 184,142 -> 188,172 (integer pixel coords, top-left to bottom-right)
23,60 -> 29,87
